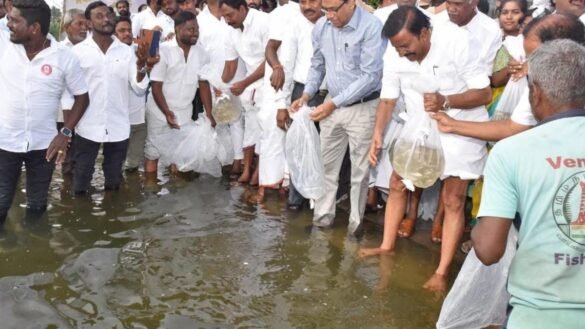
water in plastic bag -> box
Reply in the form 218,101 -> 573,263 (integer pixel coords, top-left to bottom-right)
390,109 -> 445,190
215,124 -> 234,166
492,35 -> 527,121
285,106 -> 326,200
212,94 -> 240,125
437,227 -> 518,329
163,118 -> 222,177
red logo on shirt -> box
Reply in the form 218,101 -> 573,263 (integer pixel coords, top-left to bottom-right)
41,64 -> 53,76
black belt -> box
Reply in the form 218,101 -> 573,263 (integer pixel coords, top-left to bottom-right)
347,91 -> 380,107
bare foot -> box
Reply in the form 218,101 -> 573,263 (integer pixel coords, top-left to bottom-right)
250,168 -> 259,187
397,217 -> 416,238
423,272 -> 448,295
247,188 -> 265,204
234,170 -> 250,185
358,247 -> 393,258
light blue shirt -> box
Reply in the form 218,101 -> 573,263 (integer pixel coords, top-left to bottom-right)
304,6 -> 386,108
478,109 -> 585,329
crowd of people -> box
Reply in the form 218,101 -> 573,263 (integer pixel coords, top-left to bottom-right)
1,0 -> 584,327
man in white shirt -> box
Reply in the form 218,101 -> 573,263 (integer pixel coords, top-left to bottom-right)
114,16 -> 151,172
144,11 -> 214,174
0,0 -> 11,31
0,0 -> 89,227
359,7 -> 492,293
433,15 -> 585,141
72,1 -> 150,194
221,0 -> 270,185
59,9 -> 89,176
132,0 -> 174,41
436,0 -> 502,76
244,0 -> 300,203
115,0 -> 130,17
264,0 -> 324,208
556,0 -> 585,24
198,0 -> 247,178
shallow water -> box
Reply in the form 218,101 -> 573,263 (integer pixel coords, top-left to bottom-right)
0,169 -> 452,329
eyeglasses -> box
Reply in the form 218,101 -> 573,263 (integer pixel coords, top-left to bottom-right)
322,0 -> 347,14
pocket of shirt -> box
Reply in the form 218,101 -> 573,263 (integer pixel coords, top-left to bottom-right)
342,43 -> 361,71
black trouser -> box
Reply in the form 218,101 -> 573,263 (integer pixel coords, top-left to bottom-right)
288,82 -> 351,207
0,148 -> 55,225
56,122 -> 75,176
73,135 -> 129,194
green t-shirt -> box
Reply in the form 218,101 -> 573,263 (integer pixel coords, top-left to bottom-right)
478,112 -> 585,329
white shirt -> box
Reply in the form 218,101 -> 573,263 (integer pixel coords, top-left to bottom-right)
131,7 -> 174,40
436,10 -> 502,76
147,39 -> 207,126
225,9 -> 270,93
581,13 -> 585,25
0,30 -> 88,153
0,17 -> 7,32
510,88 -> 537,126
197,6 -> 245,89
382,22 -> 489,121
128,44 -> 147,125
72,37 -> 149,143
261,2 -> 301,108
59,37 -> 77,122
268,7 -> 327,109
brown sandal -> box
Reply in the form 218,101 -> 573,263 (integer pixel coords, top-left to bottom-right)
398,218 -> 416,238
431,220 -> 442,244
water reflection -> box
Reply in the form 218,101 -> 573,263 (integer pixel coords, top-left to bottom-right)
0,169 -> 453,328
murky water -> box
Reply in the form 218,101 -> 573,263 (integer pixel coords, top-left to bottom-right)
0,167 -> 453,329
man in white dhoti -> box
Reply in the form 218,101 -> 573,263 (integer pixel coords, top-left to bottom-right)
221,0 -> 270,185
359,6 -> 491,293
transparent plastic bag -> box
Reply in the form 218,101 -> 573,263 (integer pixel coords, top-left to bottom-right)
390,110 -> 445,190
212,93 -> 241,125
285,106 -> 325,200
437,227 -> 518,329
215,124 -> 234,166
492,35 -> 527,121
169,118 -> 222,177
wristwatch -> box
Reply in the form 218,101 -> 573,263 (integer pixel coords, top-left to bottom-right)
60,127 -> 73,138
442,96 -> 451,111
137,65 -> 147,74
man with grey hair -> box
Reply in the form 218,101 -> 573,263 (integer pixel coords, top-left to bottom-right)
472,39 -> 585,329
59,9 -> 89,176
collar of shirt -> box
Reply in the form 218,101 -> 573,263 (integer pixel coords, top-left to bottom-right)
82,35 -> 125,54
243,8 -> 258,31
537,109 -> 585,126
326,4 -> 362,31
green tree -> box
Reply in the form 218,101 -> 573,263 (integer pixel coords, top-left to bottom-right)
50,6 -> 62,39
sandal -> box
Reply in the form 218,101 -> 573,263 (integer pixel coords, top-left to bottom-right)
431,220 -> 442,244
397,217 -> 416,238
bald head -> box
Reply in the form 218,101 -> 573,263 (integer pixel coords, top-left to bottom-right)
522,14 -> 585,55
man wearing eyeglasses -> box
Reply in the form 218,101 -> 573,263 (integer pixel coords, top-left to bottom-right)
290,0 -> 386,236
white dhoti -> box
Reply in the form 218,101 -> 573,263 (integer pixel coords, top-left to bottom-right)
257,98 -> 286,186
240,87 -> 262,151
439,108 -> 489,180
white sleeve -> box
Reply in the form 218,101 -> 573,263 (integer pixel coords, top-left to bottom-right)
380,46 -> 400,100
510,88 -> 537,126
64,51 -> 89,96
132,13 -> 142,38
128,50 -> 149,94
224,31 -> 238,61
457,31 -> 490,90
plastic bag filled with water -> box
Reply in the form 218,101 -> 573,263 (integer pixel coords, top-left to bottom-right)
437,227 -> 518,329
285,106 -> 325,200
390,76 -> 445,190
491,35 -> 527,121
168,117 -> 222,177
212,94 -> 241,125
